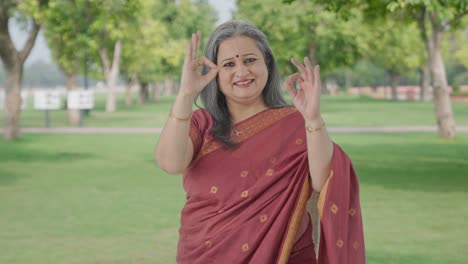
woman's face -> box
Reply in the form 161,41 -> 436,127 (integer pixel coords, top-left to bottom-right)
216,35 -> 269,106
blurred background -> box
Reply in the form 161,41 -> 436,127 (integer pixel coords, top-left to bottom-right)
0,0 -> 467,263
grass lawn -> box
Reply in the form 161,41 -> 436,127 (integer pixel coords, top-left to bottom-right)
1,133 -> 467,263
4,93 -> 468,128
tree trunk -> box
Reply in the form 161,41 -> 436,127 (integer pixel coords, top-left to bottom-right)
419,64 -> 431,101
65,72 -> 80,126
430,29 -> 456,139
138,82 -> 149,104
345,69 -> 352,91
164,79 -> 174,96
99,39 -> 122,113
389,71 -> 400,101
3,65 -> 22,140
418,8 -> 456,138
124,83 -> 133,108
0,12 -> 41,140
124,73 -> 134,108
152,82 -> 160,102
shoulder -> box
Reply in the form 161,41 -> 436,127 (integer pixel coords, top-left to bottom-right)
191,108 -> 213,131
192,108 -> 211,119
270,106 -> 302,121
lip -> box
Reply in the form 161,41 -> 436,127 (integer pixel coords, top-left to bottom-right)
234,79 -> 254,88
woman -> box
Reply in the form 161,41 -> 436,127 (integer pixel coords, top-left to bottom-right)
155,20 -> 365,263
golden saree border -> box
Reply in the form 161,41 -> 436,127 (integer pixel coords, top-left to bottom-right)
317,169 -> 333,219
277,176 -> 311,264
196,107 -> 297,161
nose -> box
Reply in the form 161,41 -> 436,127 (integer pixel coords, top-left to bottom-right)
234,62 -> 249,78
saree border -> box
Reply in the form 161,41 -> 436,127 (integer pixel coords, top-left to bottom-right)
277,175 -> 312,264
195,107 -> 297,161
317,169 -> 333,219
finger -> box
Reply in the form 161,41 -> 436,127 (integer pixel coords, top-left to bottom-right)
304,57 -> 314,83
314,65 -> 321,88
291,58 -> 308,79
191,33 -> 197,60
284,76 -> 297,98
185,40 -> 192,63
285,73 -> 302,97
201,56 -> 217,69
195,31 -> 201,59
198,57 -> 218,81
203,66 -> 219,83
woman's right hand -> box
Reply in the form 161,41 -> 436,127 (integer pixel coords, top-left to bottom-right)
179,32 -> 218,98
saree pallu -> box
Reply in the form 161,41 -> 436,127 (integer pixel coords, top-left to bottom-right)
177,107 -> 365,264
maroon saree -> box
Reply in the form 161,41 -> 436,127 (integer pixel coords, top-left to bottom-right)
177,107 -> 365,263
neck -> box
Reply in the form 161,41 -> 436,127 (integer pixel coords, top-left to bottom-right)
227,98 -> 268,124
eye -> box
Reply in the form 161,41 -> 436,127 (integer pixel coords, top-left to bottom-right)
223,62 -> 234,67
245,58 -> 257,64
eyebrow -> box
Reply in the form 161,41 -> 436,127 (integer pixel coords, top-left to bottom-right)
220,53 -> 258,64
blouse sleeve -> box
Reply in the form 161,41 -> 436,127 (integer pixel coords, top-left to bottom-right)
189,108 -> 212,162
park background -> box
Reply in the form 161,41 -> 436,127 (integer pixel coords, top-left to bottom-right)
1,0 -> 467,263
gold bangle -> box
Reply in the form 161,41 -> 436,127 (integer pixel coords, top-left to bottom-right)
306,122 -> 325,133
169,111 -> 191,122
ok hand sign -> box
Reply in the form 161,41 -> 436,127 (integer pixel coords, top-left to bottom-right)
285,57 -> 322,122
179,32 -> 219,99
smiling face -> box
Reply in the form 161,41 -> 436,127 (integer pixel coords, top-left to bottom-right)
216,35 -> 269,107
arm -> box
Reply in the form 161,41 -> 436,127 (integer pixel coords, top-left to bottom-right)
154,94 -> 196,174
154,32 -> 218,174
304,116 -> 333,192
285,58 -> 332,192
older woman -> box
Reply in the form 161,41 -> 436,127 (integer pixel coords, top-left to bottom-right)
155,20 -> 365,264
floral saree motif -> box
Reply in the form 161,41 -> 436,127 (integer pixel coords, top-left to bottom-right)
176,107 -> 365,264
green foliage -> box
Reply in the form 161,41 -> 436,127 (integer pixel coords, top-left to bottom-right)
235,0 -> 369,77
44,0 -> 87,75
367,19 -> 423,77
114,0 -> 218,83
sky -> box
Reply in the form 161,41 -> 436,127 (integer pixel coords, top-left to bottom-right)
9,0 -> 235,66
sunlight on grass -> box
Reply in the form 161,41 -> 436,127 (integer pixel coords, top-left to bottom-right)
1,133 -> 467,263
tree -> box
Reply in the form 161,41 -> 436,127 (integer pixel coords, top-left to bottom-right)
119,0 -> 182,105
392,0 -> 468,139
236,0 -> 369,87
304,0 -> 468,138
83,0 -> 141,112
0,0 -> 49,140
44,0 -> 88,125
366,19 -> 423,100
157,0 -> 217,96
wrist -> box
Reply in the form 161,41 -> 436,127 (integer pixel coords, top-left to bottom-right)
304,115 -> 323,126
176,91 -> 198,103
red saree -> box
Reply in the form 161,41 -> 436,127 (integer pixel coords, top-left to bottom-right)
177,107 -> 365,263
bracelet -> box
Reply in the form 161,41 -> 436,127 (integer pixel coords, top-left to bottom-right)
305,122 -> 325,133
169,110 -> 191,122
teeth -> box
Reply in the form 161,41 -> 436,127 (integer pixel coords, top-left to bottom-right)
236,80 -> 252,85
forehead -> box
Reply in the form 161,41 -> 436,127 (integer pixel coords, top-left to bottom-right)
217,35 -> 262,60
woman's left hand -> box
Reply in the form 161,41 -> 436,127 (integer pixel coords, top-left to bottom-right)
285,57 -> 322,122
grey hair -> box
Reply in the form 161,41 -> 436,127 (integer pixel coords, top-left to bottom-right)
197,20 -> 288,147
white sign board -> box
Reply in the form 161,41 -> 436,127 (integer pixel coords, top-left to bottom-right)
0,90 -> 28,110
34,90 -> 62,110
21,91 -> 28,109
67,90 -> 94,109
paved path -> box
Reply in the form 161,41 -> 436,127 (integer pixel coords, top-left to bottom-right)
3,126 -> 467,134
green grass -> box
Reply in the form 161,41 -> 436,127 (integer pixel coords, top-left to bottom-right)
1,133 -> 467,263
3,93 -> 468,127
